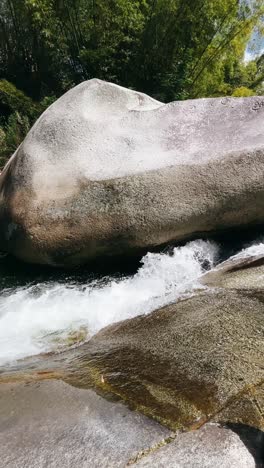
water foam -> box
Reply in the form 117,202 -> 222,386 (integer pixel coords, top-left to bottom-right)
229,238 -> 264,260
0,239 -> 219,365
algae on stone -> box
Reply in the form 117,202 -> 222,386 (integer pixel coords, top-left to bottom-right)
67,288 -> 264,431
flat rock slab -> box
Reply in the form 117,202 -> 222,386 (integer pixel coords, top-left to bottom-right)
0,380 -> 170,468
69,288 -> 264,432
135,424 -> 255,468
0,380 -> 257,468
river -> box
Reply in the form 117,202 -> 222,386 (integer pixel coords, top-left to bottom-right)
0,233 -> 263,369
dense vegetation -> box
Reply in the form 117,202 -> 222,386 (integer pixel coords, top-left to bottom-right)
0,0 -> 264,167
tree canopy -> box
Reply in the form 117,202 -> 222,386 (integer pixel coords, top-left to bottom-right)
0,0 -> 264,165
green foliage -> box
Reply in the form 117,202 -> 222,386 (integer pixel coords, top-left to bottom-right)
0,128 -> 7,168
0,81 -> 55,167
129,0 -> 264,100
0,0 -> 263,166
4,112 -> 30,153
1,0 -> 263,102
232,86 -> 255,97
0,112 -> 30,167
0,80 -> 39,120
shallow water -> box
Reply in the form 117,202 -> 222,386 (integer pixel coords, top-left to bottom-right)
0,234 -> 264,368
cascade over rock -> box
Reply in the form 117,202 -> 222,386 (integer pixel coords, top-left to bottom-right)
67,255 -> 264,432
0,79 -> 264,266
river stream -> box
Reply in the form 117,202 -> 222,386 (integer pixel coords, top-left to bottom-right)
0,234 -> 263,370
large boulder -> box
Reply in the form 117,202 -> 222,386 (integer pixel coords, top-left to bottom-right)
66,258 -> 264,432
1,79 -> 264,266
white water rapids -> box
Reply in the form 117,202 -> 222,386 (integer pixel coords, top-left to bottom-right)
0,238 -> 264,366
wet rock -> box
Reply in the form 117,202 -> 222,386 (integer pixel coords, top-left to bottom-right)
134,424 -> 256,468
68,288 -> 264,432
0,380 -> 170,468
201,251 -> 264,290
1,380 -> 259,467
1,80 -> 264,266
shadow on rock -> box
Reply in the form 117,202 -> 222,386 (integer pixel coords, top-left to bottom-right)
226,423 -> 264,467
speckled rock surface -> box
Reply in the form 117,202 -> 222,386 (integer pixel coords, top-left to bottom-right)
0,380 -> 259,468
134,424 -> 256,468
68,288 -> 264,432
0,80 -> 264,266
202,251 -> 264,290
0,380 -> 170,468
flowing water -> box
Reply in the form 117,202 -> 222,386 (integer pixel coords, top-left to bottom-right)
0,236 -> 264,369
